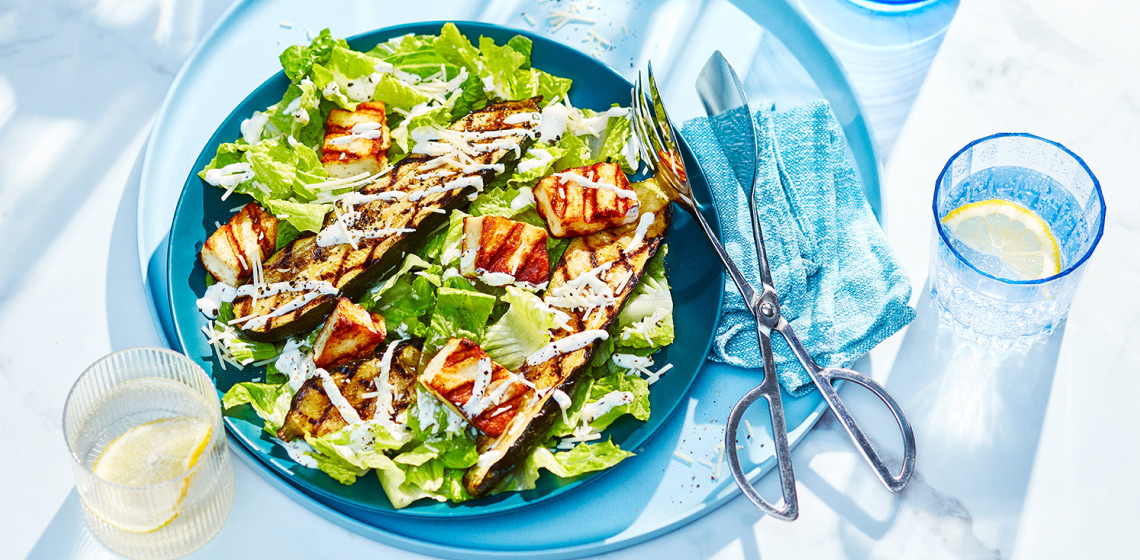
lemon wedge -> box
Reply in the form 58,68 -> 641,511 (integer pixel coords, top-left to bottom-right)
90,416 -> 212,533
941,199 -> 1062,280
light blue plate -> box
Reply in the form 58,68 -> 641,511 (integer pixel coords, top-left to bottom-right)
166,21 -> 724,519
140,1 -> 880,557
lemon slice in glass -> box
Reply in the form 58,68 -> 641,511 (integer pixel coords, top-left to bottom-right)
941,198 -> 1062,280
90,416 -> 212,533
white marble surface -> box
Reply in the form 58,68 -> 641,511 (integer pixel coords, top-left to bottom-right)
3,0 -> 1138,558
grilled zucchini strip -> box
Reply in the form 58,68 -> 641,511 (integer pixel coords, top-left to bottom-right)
463,201 -> 672,496
278,339 -> 421,442
232,98 -> 542,341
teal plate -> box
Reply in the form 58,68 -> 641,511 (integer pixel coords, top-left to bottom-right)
166,21 -> 725,519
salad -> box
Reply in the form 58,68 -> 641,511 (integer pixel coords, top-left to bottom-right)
193,23 -> 676,508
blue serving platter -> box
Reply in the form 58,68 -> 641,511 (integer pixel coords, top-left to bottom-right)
139,1 -> 881,557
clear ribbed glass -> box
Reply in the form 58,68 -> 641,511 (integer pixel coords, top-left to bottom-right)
63,348 -> 234,559
930,133 -> 1106,347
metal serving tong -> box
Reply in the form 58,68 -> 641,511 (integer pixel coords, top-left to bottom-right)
631,55 -> 915,521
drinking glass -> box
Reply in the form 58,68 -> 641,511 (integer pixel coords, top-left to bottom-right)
63,348 -> 234,559
929,133 -> 1105,347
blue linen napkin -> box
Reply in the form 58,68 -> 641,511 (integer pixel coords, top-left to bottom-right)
679,101 -> 916,397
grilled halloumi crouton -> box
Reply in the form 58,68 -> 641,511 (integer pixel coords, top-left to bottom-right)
459,216 -> 549,288
278,339 -> 421,441
321,101 -> 391,179
312,298 -> 387,368
420,338 -> 529,436
534,162 -> 640,238
199,202 -> 277,286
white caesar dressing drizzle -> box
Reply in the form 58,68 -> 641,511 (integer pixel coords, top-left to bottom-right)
580,390 -> 634,424
196,281 -> 337,321
407,176 -> 484,202
550,388 -> 573,425
624,212 -> 655,254
553,172 -> 638,200
316,368 -> 364,425
276,337 -> 319,391
279,439 -> 318,468
526,330 -> 609,366
363,340 -> 403,430
539,102 -> 572,141
240,112 -> 269,144
328,122 -> 385,146
462,357 -> 494,417
516,149 -> 553,175
478,271 -> 516,286
202,162 -> 255,189
573,107 -> 630,137
510,187 -> 537,211
204,281 -> 337,331
316,224 -> 416,247
504,112 -> 540,125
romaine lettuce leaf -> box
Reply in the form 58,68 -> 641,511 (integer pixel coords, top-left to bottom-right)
497,440 -> 634,492
373,74 -> 431,110
262,80 -> 325,147
507,142 -> 567,187
361,254 -> 438,338
615,245 -> 674,349
199,137 -> 330,234
221,381 -> 291,434
598,111 -> 635,172
308,44 -> 383,109
279,28 -> 339,82
482,286 -> 563,370
264,199 -> 330,234
552,133 -> 593,171
425,286 -> 497,353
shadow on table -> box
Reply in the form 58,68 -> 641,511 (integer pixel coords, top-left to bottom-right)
27,490 -> 117,560
803,283 -> 1063,557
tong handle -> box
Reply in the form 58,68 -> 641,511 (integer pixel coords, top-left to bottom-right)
724,320 -> 798,521
809,366 -> 916,492
725,374 -> 798,520
776,319 -> 915,491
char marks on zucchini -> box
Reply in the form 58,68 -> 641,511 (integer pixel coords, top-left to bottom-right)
463,200 -> 672,497
230,97 -> 542,341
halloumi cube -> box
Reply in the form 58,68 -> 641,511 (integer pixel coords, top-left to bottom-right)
420,338 -> 529,436
312,297 -> 387,367
199,202 -> 277,286
459,216 -> 549,288
321,101 -> 391,179
534,162 -> 640,238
